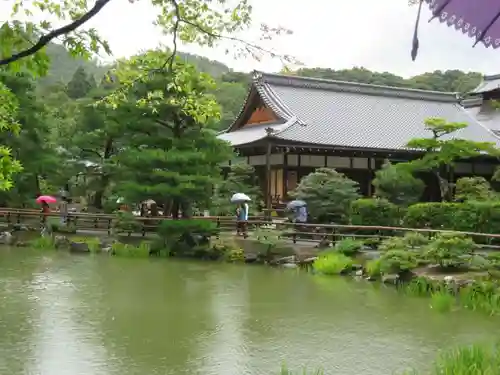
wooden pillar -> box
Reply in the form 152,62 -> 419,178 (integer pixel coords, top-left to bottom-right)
283,153 -> 289,199
265,140 -> 272,211
367,157 -> 373,197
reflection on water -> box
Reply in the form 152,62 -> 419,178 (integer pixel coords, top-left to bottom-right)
0,250 -> 499,375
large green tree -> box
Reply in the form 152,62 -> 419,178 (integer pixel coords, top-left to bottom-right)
398,118 -> 499,201
114,51 -> 233,217
0,73 -> 63,205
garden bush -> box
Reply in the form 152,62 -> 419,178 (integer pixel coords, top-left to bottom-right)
378,232 -> 429,253
157,219 -> 218,256
379,250 -> 418,274
350,198 -> 401,228
334,238 -> 363,256
423,232 -> 475,270
403,202 -> 500,235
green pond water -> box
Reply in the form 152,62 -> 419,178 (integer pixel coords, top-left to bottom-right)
0,249 -> 499,375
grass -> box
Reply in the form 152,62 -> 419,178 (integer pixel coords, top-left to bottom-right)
313,253 -> 352,275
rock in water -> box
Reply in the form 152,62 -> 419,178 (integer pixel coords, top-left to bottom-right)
70,242 -> 90,253
0,231 -> 14,245
54,236 -> 70,249
382,274 -> 400,285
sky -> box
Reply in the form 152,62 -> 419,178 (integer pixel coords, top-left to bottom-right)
4,0 -> 500,77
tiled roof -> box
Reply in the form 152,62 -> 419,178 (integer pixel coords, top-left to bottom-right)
218,118 -> 297,146
463,98 -> 500,135
470,74 -> 500,94
220,72 -> 500,150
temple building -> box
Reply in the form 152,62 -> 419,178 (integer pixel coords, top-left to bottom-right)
462,74 -> 500,135
218,71 -> 500,209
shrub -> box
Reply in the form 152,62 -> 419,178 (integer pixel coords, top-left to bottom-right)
112,211 -> 141,235
403,202 -> 500,235
290,168 -> 360,223
313,253 -> 353,275
455,176 -> 497,202
71,236 -> 101,253
334,238 -> 363,256
424,233 -> 475,270
372,161 -> 425,206
350,198 -> 401,228
157,219 -> 218,256
378,232 -> 430,253
379,250 -> 418,274
402,232 -> 430,249
487,252 -> 500,269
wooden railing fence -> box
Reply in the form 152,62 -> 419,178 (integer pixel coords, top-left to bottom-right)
1,208 -> 500,246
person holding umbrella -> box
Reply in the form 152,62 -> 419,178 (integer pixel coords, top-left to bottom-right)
231,193 -> 250,238
287,200 -> 307,224
36,195 -> 57,236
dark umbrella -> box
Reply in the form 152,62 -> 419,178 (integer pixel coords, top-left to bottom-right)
411,0 -> 500,60
286,200 -> 307,210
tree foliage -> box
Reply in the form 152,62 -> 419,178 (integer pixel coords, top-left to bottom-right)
114,52 -> 234,218
398,118 -> 498,201
290,168 -> 360,223
213,162 -> 262,215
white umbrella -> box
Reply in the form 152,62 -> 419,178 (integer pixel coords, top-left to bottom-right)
230,193 -> 251,203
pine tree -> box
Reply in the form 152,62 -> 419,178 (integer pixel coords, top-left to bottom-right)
115,57 -> 233,218
66,66 -> 94,99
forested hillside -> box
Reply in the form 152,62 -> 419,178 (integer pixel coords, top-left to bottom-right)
40,44 -> 483,130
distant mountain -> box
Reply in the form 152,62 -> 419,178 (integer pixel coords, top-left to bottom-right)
39,43 -> 108,88
177,52 -> 231,77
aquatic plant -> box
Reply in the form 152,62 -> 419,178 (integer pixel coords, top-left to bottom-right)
111,242 -> 150,257
459,282 -> 500,316
30,236 -> 55,250
431,342 -> 500,375
365,258 -> 382,278
429,291 -> 455,313
313,253 -> 352,275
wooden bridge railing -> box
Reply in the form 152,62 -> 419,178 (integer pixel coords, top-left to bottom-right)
1,208 -> 500,246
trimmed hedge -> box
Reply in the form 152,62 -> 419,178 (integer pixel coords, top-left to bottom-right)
351,198 -> 401,227
403,202 -> 500,234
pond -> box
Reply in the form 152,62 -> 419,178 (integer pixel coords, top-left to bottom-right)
0,249 -> 499,375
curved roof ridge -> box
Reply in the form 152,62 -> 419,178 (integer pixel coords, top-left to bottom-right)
252,70 -> 460,103
454,104 -> 500,142
484,74 -> 500,81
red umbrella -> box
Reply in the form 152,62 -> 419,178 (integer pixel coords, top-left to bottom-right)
36,195 -> 57,204
411,0 -> 500,60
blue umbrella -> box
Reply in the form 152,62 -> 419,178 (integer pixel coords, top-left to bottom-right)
286,200 -> 307,209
